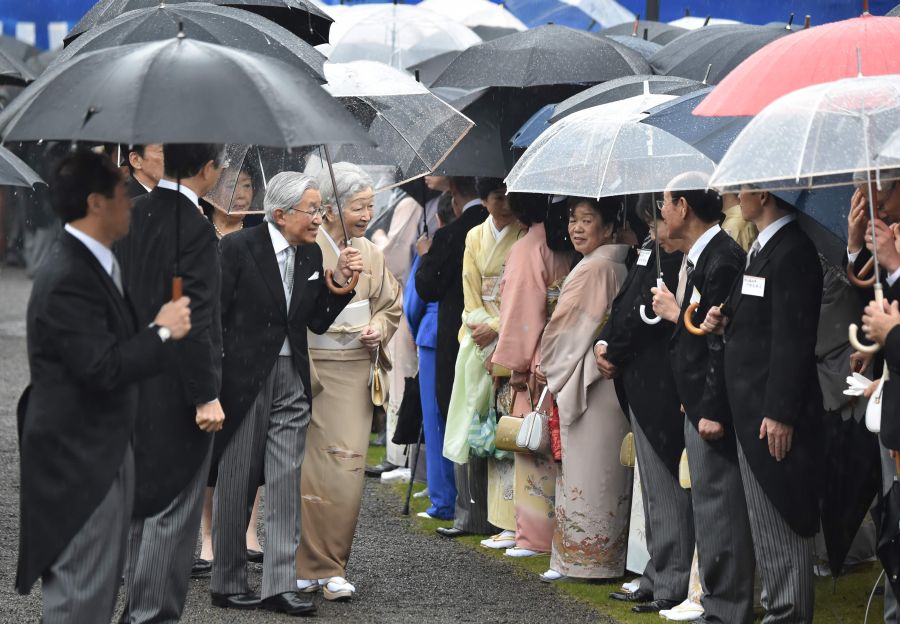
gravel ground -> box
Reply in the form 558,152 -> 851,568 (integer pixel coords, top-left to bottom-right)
0,266 -> 605,623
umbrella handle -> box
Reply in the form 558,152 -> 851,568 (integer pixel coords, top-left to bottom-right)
640,278 -> 664,325
171,276 -> 183,302
325,269 -> 359,295
683,302 -> 708,336
849,284 -> 883,354
847,257 -> 876,288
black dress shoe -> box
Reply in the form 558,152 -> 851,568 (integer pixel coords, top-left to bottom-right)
632,598 -> 680,613
364,461 -> 398,478
261,591 -> 317,616
436,527 -> 468,538
246,549 -> 264,563
608,588 -> 653,603
190,558 -> 212,578
210,591 -> 261,610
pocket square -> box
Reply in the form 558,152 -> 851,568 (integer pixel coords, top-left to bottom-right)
308,271 -> 320,280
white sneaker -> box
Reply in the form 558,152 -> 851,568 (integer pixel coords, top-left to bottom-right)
296,579 -> 321,593
539,569 -> 566,582
480,530 -> 516,549
659,599 -> 704,621
381,467 -> 411,484
504,547 -> 540,557
416,511 -> 435,519
413,489 -> 430,499
621,580 -> 640,594
323,576 -> 356,601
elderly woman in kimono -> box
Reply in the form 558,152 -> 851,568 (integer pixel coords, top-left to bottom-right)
539,196 -> 633,581
491,193 -> 572,557
297,162 -> 402,600
444,178 -> 526,547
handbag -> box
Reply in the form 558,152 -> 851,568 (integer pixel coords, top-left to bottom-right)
496,388 -> 533,453
867,377 -> 885,434
391,375 -> 422,445
369,345 -> 389,407
516,386 -> 551,455
619,432 -> 636,467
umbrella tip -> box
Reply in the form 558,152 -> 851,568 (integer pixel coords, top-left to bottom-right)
414,69 -> 420,82
804,15 -> 811,28
177,20 -> 185,39
702,64 -> 712,84
643,27 -> 649,40
862,0 -> 870,15
786,13 -> 794,29
702,15 -> 711,27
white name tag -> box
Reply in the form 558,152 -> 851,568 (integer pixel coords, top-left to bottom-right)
637,249 -> 651,266
690,286 -> 701,305
742,275 -> 766,297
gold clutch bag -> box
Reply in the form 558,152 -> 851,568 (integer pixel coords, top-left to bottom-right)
495,415 -> 523,452
369,346 -> 389,407
619,432 -> 636,467
679,449 -> 691,489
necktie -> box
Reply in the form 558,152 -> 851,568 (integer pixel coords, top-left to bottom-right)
283,246 -> 296,297
676,257 -> 694,307
746,240 -> 761,269
110,256 -> 124,297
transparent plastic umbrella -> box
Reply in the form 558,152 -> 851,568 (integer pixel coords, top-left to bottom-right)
418,0 -> 527,31
323,60 -> 474,188
328,5 -> 481,70
504,91 -> 715,198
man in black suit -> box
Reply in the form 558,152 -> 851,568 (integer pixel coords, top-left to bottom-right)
116,143 -> 226,623
651,173 -> 754,624
703,188 -> 823,622
596,209 -> 693,614
415,176 -> 491,538
126,143 -> 164,198
209,172 -> 361,615
16,152 -> 191,623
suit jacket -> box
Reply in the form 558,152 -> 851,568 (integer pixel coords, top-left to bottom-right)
723,221 -> 824,537
127,175 -> 149,199
17,232 -> 164,593
670,229 -> 745,431
115,187 -> 223,517
599,242 -> 684,474
882,327 -> 900,450
212,223 -> 354,469
415,204 -> 488,416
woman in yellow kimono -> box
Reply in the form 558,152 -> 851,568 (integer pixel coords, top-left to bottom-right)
297,162 -> 402,600
443,178 -> 525,547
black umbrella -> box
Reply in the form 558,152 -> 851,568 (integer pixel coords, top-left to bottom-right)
551,74 -> 704,122
601,19 -> 686,45
649,24 -> 791,85
887,4 -> 900,16
603,34 -> 662,60
53,2 -> 326,82
431,24 -> 649,89
471,25 -> 520,41
65,0 -> 333,46
0,35 -> 370,148
874,481 -> 900,598
0,146 -> 44,187
408,50 -> 464,88
0,47 -> 36,86
0,36 -> 39,63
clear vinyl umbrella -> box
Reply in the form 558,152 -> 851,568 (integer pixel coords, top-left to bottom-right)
323,60 -> 474,188
418,0 -> 527,32
328,4 -> 482,70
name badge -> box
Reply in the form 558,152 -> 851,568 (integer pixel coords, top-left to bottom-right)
637,249 -> 651,266
690,286 -> 701,305
742,275 -> 766,297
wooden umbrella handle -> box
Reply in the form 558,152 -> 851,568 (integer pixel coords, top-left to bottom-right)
683,302 -> 707,336
847,257 -> 876,288
171,276 -> 183,301
325,269 -> 359,295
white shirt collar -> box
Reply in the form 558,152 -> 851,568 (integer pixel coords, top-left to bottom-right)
755,214 -> 796,251
320,227 -> 341,257
157,178 -> 200,210
687,224 -> 721,266
64,223 -> 114,276
489,217 -> 508,241
462,198 -> 482,213
267,221 -> 292,255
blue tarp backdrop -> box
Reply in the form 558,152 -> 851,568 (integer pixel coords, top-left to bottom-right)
1,0 -> 896,49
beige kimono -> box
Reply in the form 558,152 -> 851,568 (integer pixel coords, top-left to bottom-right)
298,230 -> 402,580
540,244 -> 632,579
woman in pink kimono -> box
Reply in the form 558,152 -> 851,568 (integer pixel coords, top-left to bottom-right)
492,193 -> 572,557
539,196 -> 633,581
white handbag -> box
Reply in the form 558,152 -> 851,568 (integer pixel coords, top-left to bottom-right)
844,373 -> 883,433
516,386 -> 551,455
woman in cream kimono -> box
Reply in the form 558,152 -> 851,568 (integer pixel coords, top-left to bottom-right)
539,196 -> 632,581
444,178 -> 525,546
491,193 -> 572,557
297,163 -> 402,600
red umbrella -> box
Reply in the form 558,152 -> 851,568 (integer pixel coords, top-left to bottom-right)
694,14 -> 900,117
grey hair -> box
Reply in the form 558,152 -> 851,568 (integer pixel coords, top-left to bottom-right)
316,162 -> 373,212
263,172 -> 319,223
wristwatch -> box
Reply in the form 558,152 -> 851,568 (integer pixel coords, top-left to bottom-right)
151,324 -> 172,343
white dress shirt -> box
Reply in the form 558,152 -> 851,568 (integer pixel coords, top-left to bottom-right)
267,222 -> 294,356
687,224 -> 722,267
64,223 -> 115,277
754,214 -> 796,251
462,198 -> 482,213
157,178 -> 201,213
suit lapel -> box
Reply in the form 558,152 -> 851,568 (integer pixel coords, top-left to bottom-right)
729,222 -> 795,318
288,246 -> 313,319
247,224 -> 287,318
62,233 -> 133,330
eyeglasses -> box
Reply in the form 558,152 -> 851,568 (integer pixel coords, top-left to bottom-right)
291,206 -> 326,218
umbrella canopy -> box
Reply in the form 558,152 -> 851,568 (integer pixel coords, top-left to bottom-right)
668,15 -> 740,29
0,46 -> 36,86
510,104 -> 555,149
418,0 -> 527,32
649,24 -> 791,85
695,14 -> 900,117
551,74 -> 704,122
602,19 -> 686,44
0,36 -> 39,63
887,4 -> 900,16
604,34 -> 662,59
323,60 -> 474,188
505,93 -> 717,198
328,5 -> 481,70
0,36 -> 371,148
65,0 -> 334,45
501,0 -> 634,30
641,87 -> 749,162
408,50 -> 464,87
710,75 -> 900,192
51,3 -> 326,82
431,24 -> 649,89
0,146 -> 44,187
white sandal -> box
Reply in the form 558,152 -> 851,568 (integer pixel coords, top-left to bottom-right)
539,569 -> 566,582
323,576 -> 356,601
